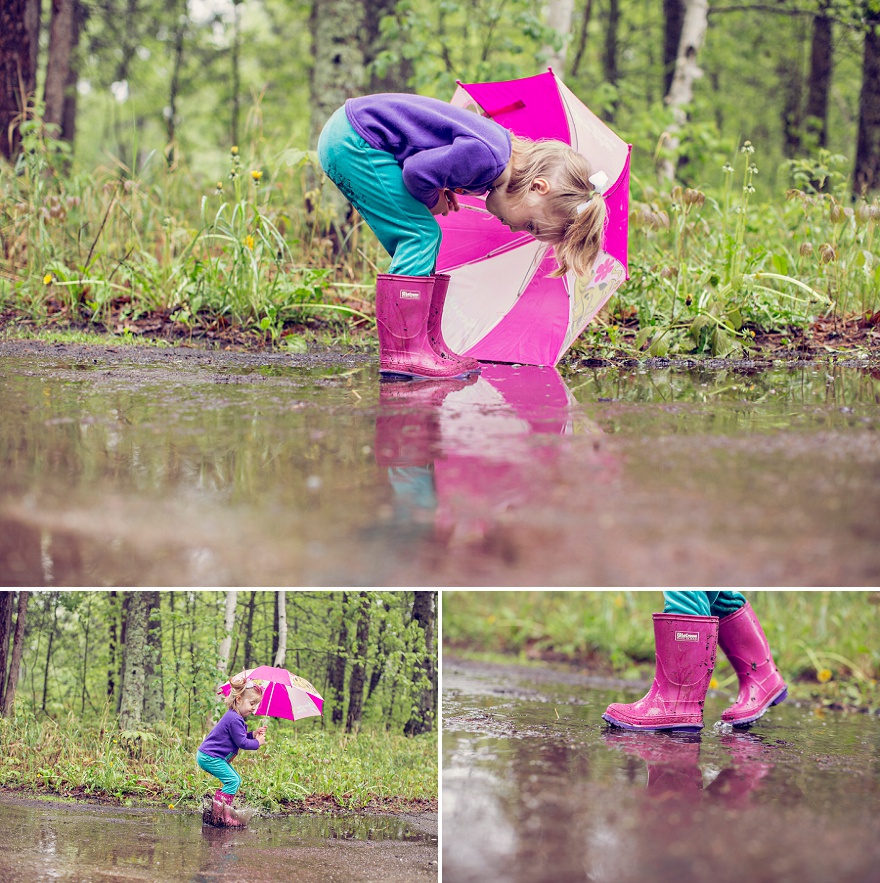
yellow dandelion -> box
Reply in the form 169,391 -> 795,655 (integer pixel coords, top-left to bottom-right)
709,677 -> 719,690
244,235 -> 255,250
43,273 -> 53,285
250,170 -> 263,182
231,145 -> 239,155
168,803 -> 175,809
817,668 -> 832,683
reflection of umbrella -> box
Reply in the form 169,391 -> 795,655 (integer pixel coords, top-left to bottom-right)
436,69 -> 631,367
219,665 -> 324,722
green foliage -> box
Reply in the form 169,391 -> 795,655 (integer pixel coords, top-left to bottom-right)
0,711 -> 436,808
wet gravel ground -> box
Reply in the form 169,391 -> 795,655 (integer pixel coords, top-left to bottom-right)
442,656 -> 880,883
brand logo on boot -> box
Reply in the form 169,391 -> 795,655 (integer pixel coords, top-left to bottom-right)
400,290 -> 420,299
675,631 -> 700,642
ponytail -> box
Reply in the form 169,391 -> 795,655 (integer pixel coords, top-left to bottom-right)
550,194 -> 606,278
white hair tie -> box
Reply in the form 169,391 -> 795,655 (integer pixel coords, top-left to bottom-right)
589,170 -> 610,193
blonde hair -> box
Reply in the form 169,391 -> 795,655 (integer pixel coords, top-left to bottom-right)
506,135 -> 607,278
223,671 -> 264,711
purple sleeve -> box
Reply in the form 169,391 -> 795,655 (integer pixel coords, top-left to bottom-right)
229,714 -> 261,751
401,138 -> 505,208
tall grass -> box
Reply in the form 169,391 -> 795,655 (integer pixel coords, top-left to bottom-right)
0,708 -> 437,811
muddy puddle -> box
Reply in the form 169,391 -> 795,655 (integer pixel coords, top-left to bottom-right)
0,795 -> 437,883
442,656 -> 880,883
2,342 -> 879,585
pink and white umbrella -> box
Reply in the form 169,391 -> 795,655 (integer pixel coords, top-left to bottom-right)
437,69 -> 631,367
219,665 -> 324,722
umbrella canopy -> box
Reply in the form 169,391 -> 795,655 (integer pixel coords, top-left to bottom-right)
436,69 -> 631,367
220,665 -> 324,722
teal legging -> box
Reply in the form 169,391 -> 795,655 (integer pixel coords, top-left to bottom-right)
317,106 -> 441,276
197,750 -> 241,795
663,591 -> 746,618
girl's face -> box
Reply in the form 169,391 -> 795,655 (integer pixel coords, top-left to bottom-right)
485,177 -> 560,243
235,689 -> 262,717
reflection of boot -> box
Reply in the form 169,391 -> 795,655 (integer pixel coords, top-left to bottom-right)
375,376 -> 474,467
376,274 -> 469,379
603,614 -> 718,731
604,730 -> 703,797
706,733 -> 774,806
428,274 -> 480,374
718,601 -> 787,726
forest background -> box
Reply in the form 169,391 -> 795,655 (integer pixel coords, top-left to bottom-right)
0,589 -> 438,811
2,0 -> 880,357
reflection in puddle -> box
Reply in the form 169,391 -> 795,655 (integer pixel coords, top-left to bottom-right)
443,659 -> 880,883
1,349 -> 879,585
0,798 -> 435,883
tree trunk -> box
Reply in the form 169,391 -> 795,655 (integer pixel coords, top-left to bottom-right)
663,0 -> 685,96
363,0 -> 412,93
142,592 -> 164,724
328,593 -> 349,726
43,0 -> 80,141
345,592 -> 371,733
404,591 -> 437,736
218,590 -> 237,676
243,590 -> 256,669
804,2 -> 833,150
164,0 -> 187,166
543,0 -> 576,74
274,591 -> 288,668
0,0 -> 40,159
569,0 -> 594,78
107,590 -> 118,704
602,0 -> 621,115
659,0 -> 710,181
308,0 -> 366,150
778,53 -> 803,159
2,592 -> 29,716
119,591 -> 148,731
230,0 -> 242,146
0,593 -> 13,709
79,593 -> 92,715
855,15 -> 880,195
42,593 -> 59,713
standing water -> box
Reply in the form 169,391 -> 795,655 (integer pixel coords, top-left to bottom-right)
1,342 -> 878,585
443,656 -> 880,883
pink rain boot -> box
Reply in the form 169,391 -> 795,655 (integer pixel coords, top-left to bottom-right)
205,789 -> 226,826
718,601 -> 787,726
603,613 -> 718,731
220,792 -> 245,828
428,274 -> 481,374
376,274 -> 470,379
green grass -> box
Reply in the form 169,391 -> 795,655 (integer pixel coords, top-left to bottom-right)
0,712 -> 437,812
443,590 -> 880,710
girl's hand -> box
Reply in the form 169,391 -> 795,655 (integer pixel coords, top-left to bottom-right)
256,732 -> 266,746
255,726 -> 267,737
431,189 -> 460,216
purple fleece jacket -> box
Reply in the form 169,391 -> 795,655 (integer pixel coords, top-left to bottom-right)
198,709 -> 260,759
345,93 -> 512,209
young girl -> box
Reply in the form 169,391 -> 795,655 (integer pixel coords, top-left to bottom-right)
197,672 -> 267,827
318,92 -> 607,379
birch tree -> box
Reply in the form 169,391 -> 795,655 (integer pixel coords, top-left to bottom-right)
659,0 -> 710,181
274,591 -> 288,668
544,0 -> 576,72
854,8 -> 880,193
119,591 -> 148,730
346,592 -> 371,733
404,591 -> 437,737
217,590 -> 237,676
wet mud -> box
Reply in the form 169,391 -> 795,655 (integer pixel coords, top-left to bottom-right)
442,656 -> 880,883
2,341 -> 879,586
0,795 -> 437,883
